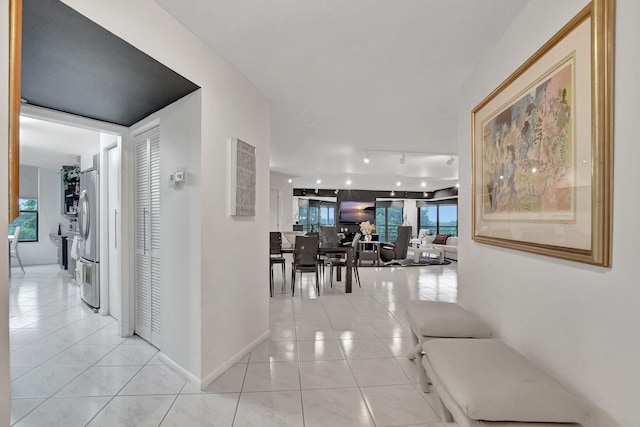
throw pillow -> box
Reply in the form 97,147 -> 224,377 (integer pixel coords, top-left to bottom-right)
432,234 -> 449,245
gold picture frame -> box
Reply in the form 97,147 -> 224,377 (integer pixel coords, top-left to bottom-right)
471,0 -> 614,267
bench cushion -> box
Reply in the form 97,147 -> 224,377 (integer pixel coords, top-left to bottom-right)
406,301 -> 492,338
423,339 -> 589,424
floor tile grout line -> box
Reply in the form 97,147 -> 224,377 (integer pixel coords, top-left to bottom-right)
12,263 -> 456,425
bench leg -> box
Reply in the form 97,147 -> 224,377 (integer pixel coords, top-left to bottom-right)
417,357 -> 431,393
420,354 -> 458,427
407,342 -> 422,361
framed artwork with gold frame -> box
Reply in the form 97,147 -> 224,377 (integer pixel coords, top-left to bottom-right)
471,0 -> 614,267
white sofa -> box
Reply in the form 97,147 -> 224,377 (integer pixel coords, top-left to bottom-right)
413,230 -> 458,261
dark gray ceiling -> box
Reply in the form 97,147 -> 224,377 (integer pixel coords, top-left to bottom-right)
21,0 -> 200,127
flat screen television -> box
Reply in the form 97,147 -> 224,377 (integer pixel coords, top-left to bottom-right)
339,201 -> 376,224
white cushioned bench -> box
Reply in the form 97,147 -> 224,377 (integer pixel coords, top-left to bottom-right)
422,339 -> 590,426
405,300 -> 492,392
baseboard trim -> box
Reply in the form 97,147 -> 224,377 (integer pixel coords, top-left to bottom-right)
157,352 -> 202,389
200,329 -> 271,390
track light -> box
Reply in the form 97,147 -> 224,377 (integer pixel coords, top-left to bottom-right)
390,190 -> 395,196
446,155 -> 455,166
334,189 -> 339,195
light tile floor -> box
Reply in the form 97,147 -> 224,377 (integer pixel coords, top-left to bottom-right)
9,262 -> 458,426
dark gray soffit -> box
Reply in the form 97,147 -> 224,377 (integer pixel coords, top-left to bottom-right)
21,0 -> 200,127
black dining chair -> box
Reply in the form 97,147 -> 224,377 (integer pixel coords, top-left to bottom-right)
291,234 -> 320,296
269,232 -> 286,297
320,225 -> 346,283
327,232 -> 361,288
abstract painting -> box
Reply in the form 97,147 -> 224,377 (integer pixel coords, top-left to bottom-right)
230,138 -> 256,216
482,59 -> 575,221
472,0 -> 614,267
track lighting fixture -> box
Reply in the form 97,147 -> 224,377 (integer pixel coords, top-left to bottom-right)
446,155 -> 455,166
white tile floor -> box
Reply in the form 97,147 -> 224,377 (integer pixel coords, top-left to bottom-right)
9,262 -> 458,426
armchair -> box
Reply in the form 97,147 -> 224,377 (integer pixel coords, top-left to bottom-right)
380,226 -> 412,264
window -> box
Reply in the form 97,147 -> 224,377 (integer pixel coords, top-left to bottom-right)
418,200 -> 458,237
298,200 -> 336,232
9,199 -> 39,242
376,205 -> 403,242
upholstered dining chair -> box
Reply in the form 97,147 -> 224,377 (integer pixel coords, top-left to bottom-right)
269,231 -> 286,297
291,234 -> 319,296
10,226 -> 25,274
319,225 -> 342,282
380,226 -> 412,264
327,232 -> 361,288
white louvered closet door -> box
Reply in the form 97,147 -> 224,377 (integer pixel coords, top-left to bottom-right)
134,127 -> 161,347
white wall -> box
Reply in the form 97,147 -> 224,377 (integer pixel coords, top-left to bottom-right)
404,199 -> 418,236
58,0 -> 271,385
0,1 -> 10,422
457,1 -> 638,425
17,166 -> 72,266
131,91 -> 203,378
270,171 -> 295,232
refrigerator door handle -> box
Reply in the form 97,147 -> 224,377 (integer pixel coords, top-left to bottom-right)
79,190 -> 91,240
114,209 -> 118,249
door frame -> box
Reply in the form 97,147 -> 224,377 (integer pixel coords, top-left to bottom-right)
20,104 -> 132,338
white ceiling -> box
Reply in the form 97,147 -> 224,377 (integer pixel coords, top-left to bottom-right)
155,0 -> 529,191
19,116 -> 100,169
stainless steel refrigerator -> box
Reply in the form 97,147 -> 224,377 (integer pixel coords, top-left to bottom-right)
78,166 -> 100,310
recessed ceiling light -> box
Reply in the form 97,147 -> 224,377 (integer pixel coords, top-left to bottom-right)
346,179 -> 352,186
421,182 -> 426,188
455,183 -> 460,188
364,157 -> 370,164
287,178 -> 293,183
396,181 -> 401,187
316,179 -> 322,184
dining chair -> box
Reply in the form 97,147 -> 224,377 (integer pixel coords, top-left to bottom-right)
10,226 -> 25,274
327,232 -> 361,288
320,225 -> 346,282
291,234 -> 319,296
269,232 -> 286,297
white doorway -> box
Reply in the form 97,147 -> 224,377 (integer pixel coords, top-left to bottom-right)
106,143 -> 121,321
270,189 -> 280,231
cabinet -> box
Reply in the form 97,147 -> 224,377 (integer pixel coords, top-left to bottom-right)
61,165 -> 80,216
135,127 -> 161,347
